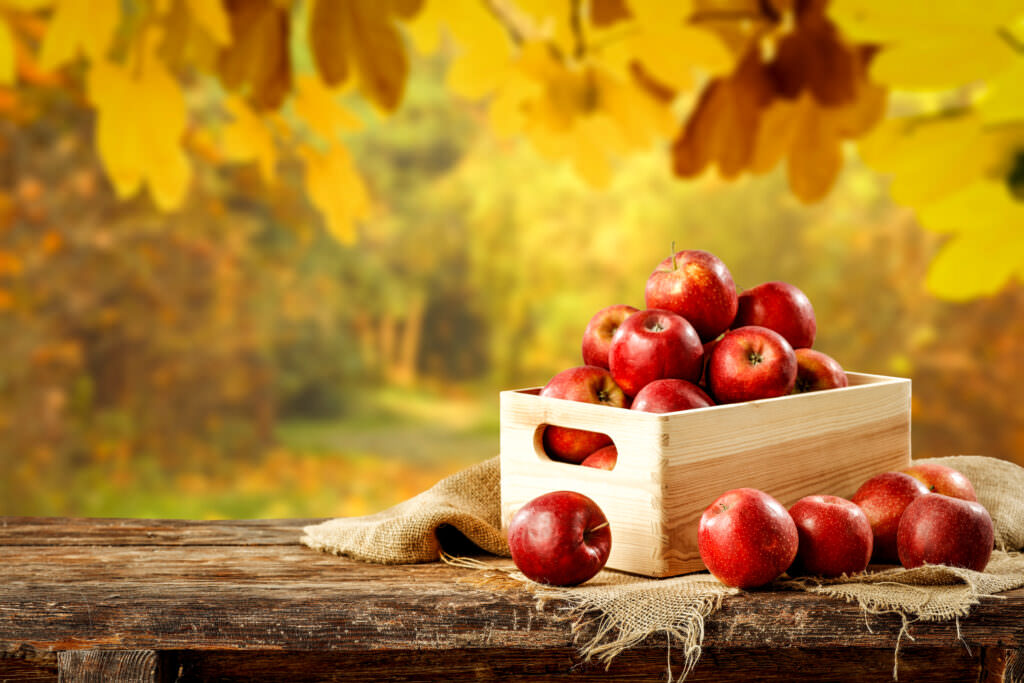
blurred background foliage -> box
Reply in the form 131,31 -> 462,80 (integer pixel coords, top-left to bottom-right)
0,0 -> 1021,518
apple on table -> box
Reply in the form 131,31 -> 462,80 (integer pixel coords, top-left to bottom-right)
698,487 -> 799,588
507,490 -> 612,586
897,493 -> 993,571
901,463 -> 977,501
851,471 -> 930,563
788,495 -> 873,578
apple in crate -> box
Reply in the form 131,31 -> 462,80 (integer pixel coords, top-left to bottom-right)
698,488 -> 798,588
851,472 -> 930,563
581,444 -> 617,470
507,491 -> 612,586
733,280 -> 817,349
707,326 -> 797,403
581,304 -> 639,369
609,309 -> 704,397
788,495 -> 873,578
897,494 -> 993,571
901,463 -> 977,501
630,378 -> 714,413
644,248 -> 738,342
793,348 -> 848,393
540,366 -> 627,463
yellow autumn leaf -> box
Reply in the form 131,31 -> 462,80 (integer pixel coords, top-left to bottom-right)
407,0 -> 513,98
185,0 -> 232,45
919,182 -> 1024,300
39,0 -> 120,70
220,96 -> 277,183
292,74 -> 362,142
88,45 -> 191,210
0,18 -> 14,86
979,57 -> 1024,125
829,1 -> 1021,43
595,67 -> 675,146
516,0 -> 575,57
858,113 -> 1021,206
869,35 -> 1016,90
300,143 -> 371,244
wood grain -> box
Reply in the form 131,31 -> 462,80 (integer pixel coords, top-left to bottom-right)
500,372 -> 911,576
2,517 -> 1021,682
56,650 -> 159,683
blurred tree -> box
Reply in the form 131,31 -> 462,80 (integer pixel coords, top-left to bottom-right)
0,0 -> 1019,299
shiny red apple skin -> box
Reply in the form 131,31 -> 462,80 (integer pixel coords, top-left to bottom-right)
608,309 -> 704,397
788,495 -> 873,578
644,249 -> 738,342
901,463 -> 978,501
793,348 -> 849,393
581,444 -> 617,470
707,326 -> 797,404
698,488 -> 799,589
897,494 -> 993,572
540,366 -> 627,464
630,379 -> 714,413
851,472 -> 930,563
507,490 -> 612,586
734,281 -> 817,349
581,304 -> 640,369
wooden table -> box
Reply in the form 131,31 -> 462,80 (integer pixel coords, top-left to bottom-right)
2,518 -> 1022,682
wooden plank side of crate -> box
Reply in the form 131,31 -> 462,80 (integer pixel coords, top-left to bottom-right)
660,372 -> 911,573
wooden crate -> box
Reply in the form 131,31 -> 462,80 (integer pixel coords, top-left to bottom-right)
499,372 -> 911,578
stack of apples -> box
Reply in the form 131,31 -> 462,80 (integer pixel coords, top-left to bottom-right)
541,248 -> 848,469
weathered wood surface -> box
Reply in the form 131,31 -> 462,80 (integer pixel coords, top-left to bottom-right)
1,518 -> 1022,682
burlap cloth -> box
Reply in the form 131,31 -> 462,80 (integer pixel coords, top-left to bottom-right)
303,455 -> 1024,679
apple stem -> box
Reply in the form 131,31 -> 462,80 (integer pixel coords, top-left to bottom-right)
587,521 -> 610,533
670,241 -> 677,270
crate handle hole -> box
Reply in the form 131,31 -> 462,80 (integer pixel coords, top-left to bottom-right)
533,423 -> 618,471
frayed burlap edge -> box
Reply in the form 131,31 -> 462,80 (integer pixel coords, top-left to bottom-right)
778,550 -> 1024,679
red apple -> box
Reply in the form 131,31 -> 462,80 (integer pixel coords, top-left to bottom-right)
707,326 -> 797,404
507,490 -> 612,586
851,471 -> 930,563
793,348 -> 849,393
901,463 -> 978,502
897,494 -> 994,572
734,281 -> 817,349
581,444 -> 617,470
608,309 -> 704,397
788,495 -> 873,578
698,488 -> 799,589
630,379 -> 714,413
644,249 -> 738,342
581,304 -> 640,369
540,366 -> 627,464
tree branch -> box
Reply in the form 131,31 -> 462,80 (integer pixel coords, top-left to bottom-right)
481,0 -> 524,46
